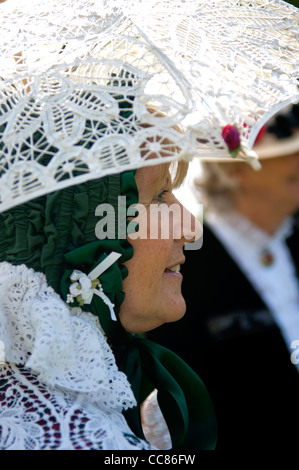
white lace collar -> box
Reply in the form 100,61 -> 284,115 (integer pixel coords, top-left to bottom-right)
0,261 -> 136,413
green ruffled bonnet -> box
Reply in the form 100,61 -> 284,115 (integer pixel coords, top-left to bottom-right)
0,171 -> 135,315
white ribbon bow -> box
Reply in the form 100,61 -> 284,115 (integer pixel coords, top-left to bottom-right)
66,251 -> 122,321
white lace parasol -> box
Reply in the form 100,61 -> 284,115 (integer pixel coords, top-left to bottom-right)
126,0 -> 299,158
0,0 -> 298,212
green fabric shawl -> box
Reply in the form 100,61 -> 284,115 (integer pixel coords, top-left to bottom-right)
0,170 -> 217,450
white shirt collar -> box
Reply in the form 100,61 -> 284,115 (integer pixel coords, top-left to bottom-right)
206,209 -> 294,252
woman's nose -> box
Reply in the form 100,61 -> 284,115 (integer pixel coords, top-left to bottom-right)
173,201 -> 203,245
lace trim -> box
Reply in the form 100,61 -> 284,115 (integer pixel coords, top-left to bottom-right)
0,262 -> 136,412
0,363 -> 153,450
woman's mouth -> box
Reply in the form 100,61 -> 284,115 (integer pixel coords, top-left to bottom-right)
164,264 -> 183,279
165,264 -> 181,273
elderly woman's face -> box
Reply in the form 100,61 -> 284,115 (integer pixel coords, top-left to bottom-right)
119,164 -> 201,333
238,152 -> 299,214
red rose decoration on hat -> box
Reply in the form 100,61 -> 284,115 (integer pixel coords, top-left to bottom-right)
222,125 -> 241,157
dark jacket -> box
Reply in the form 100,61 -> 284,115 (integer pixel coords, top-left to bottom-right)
148,220 -> 299,449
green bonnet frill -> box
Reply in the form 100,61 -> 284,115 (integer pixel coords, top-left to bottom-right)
0,170 -> 217,450
0,172 -> 134,294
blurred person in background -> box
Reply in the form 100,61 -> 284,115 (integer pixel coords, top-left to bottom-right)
148,103 -> 299,449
